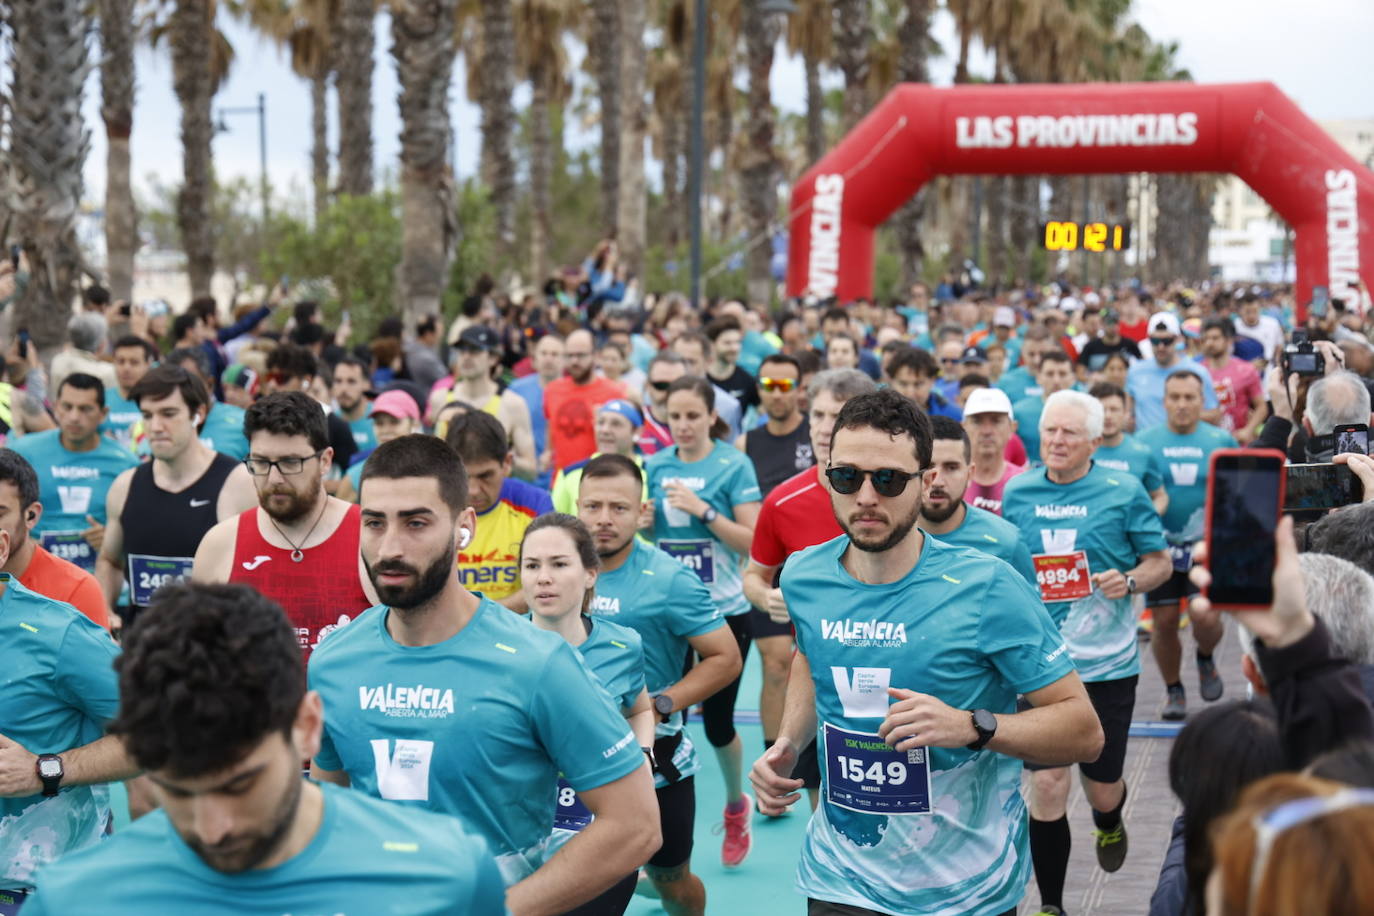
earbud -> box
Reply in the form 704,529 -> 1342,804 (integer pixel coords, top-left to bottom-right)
458,527 -> 472,549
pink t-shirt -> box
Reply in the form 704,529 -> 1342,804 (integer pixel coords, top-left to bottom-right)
964,462 -> 1026,516
1206,357 -> 1262,435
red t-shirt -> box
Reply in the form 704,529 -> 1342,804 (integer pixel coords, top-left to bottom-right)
20,545 -> 108,629
964,462 -> 1026,516
750,467 -> 843,569
1206,357 -> 1263,435
1119,319 -> 1148,343
543,376 -> 627,470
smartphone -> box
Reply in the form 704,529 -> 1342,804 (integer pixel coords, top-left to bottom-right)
1284,462 -> 1364,518
17,328 -> 29,359
8,245 -> 18,271
1310,284 -> 1330,318
1205,449 -> 1286,608
1334,423 -> 1369,457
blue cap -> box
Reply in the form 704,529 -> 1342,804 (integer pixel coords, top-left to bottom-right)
598,399 -> 643,428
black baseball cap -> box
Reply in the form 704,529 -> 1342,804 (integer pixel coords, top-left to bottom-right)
457,325 -> 500,352
960,346 -> 987,365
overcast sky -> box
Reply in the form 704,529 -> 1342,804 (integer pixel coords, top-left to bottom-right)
76,0 -> 1374,209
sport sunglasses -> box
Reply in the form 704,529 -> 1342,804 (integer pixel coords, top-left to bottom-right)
825,464 -> 923,498
758,377 -> 797,393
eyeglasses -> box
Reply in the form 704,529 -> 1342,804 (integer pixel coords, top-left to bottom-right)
758,377 -> 796,393
648,380 -> 673,391
940,358 -> 961,366
1149,337 -> 1177,347
825,464 -> 923,497
1248,789 -> 1374,909
245,451 -> 324,476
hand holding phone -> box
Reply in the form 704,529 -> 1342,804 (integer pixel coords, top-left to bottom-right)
1205,449 -> 1286,608
1190,515 -> 1313,648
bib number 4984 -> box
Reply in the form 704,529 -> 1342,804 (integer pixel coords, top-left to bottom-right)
1031,551 -> 1093,603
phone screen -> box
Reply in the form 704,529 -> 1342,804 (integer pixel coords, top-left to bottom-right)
1208,452 -> 1283,606
1284,463 -> 1361,519
1334,424 -> 1369,457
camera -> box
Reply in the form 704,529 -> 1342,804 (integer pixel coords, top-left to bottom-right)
1282,338 -> 1324,377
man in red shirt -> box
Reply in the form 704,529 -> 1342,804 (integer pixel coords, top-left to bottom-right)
0,450 -> 108,627
192,391 -> 377,660
741,368 -> 876,810
1199,318 -> 1264,443
543,328 -> 626,470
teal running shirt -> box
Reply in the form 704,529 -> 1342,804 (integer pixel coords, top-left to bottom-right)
1136,423 -> 1236,544
1093,434 -> 1165,493
933,505 -> 1038,587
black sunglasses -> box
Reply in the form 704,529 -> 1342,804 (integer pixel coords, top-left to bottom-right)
649,380 -> 672,391
1149,336 -> 1177,347
825,464 -> 922,498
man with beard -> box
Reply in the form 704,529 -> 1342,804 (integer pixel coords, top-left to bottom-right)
544,328 -> 626,470
738,354 -> 812,498
21,582 -> 507,914
332,355 -> 377,452
192,391 -> 377,661
750,388 -> 1102,916
309,435 -> 661,912
918,416 -> 1036,584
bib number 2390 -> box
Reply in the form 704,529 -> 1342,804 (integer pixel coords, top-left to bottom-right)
823,723 -> 932,815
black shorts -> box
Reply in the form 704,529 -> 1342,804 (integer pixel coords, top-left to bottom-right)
1024,676 -> 1138,783
794,736 -> 821,790
1146,570 -> 1199,607
647,775 -> 695,869
807,900 -> 1015,916
748,606 -> 793,639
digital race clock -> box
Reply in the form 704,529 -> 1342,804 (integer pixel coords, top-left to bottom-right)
1041,221 -> 1131,252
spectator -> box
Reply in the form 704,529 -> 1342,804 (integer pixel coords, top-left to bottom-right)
50,312 -> 117,397
404,314 -> 448,393
1303,500 -> 1374,577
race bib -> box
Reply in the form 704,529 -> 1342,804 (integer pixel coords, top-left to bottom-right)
0,890 -> 27,916
552,777 -> 593,832
659,539 -> 715,584
1032,551 -> 1093,603
1168,542 -> 1193,573
128,554 -> 194,606
41,530 -> 95,571
823,723 -> 932,815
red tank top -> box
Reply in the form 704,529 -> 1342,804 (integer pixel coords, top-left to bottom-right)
229,502 -> 372,661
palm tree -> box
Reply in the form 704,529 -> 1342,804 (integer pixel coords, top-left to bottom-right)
391,0 -> 459,325
831,0 -> 871,133
335,0 -> 376,195
169,0 -> 221,297
883,0 -> 935,291
739,0 -> 782,306
477,0 -> 516,248
99,0 -> 138,303
615,0 -> 648,278
278,3 -> 334,222
516,0 -> 575,285
647,0 -> 687,250
786,0 -> 831,166
588,0 -> 620,235
5,0 -> 91,352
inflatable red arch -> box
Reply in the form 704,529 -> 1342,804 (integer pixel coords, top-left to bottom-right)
785,82 -> 1373,316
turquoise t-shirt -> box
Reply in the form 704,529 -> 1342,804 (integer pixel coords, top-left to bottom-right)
0,576 -> 120,891
10,430 -> 137,572
1136,422 -> 1236,544
935,505 -> 1037,587
589,538 -> 724,789
99,389 -> 141,451
1094,434 -> 1165,493
646,440 -> 761,617
308,598 -> 642,885
1126,360 -> 1219,431
200,401 -> 249,460
348,408 -> 377,452
23,782 -> 506,915
996,365 -> 1041,404
1012,395 -> 1046,464
1002,463 -> 1168,682
783,535 -> 1073,916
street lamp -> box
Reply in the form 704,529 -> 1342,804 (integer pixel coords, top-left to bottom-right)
215,92 -> 269,234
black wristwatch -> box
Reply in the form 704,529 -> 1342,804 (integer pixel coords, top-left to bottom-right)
1125,574 -> 1138,595
700,507 -> 718,524
653,694 -> 675,723
967,709 -> 998,751
36,754 -> 64,797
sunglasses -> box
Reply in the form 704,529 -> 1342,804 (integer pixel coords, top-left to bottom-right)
1149,337 -> 1177,347
649,380 -> 672,391
758,377 -> 796,393
825,464 -> 922,498
940,358 -> 961,365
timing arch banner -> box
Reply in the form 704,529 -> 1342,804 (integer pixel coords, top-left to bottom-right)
785,81 -> 1373,313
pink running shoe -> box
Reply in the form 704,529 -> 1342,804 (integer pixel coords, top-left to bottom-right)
717,795 -> 753,867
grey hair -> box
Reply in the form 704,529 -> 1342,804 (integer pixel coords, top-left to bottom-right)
807,368 -> 877,403
1306,371 -> 1371,436
1041,390 -> 1104,439
1305,502 -> 1374,578
68,311 -> 107,353
1237,552 -> 1374,665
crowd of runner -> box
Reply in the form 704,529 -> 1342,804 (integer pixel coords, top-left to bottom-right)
2,271 -> 1374,915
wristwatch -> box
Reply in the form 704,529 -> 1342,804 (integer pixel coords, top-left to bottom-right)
1125,574 -> 1138,595
36,754 -> 64,797
967,709 -> 998,751
700,507 -> 719,524
653,694 -> 675,723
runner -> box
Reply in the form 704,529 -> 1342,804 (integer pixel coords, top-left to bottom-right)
705,317 -> 760,415
262,344 -> 358,477
338,389 -> 423,501
919,416 -> 1037,584
1002,390 -> 1172,916
738,354 -> 812,498
1088,382 -> 1169,515
1197,317 -> 1265,443
552,400 -> 644,515
544,328 -> 626,471
521,513 -> 655,916
1126,312 -> 1221,431
192,391 -> 377,660
427,325 -> 536,477
1013,350 -> 1077,462
996,325 -> 1054,403
886,346 -> 962,419
0,450 -> 108,626
0,532 -> 135,910
509,332 -> 564,488
961,387 -> 1025,516
1136,370 -> 1236,720
308,435 -> 660,912
103,335 -> 157,449
742,368 -> 876,811
10,373 -> 136,574
163,346 -> 251,460
645,375 -> 761,866
638,351 -> 688,456
750,388 -> 1102,916
21,582 -> 506,914
670,334 -> 744,438
97,365 -> 257,631
331,355 -> 376,452
577,454 -> 743,914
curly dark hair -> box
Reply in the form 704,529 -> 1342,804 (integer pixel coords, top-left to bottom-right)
109,583 -> 304,778
886,345 -> 939,381
244,390 -> 329,453
831,388 -> 933,468
361,433 -> 470,515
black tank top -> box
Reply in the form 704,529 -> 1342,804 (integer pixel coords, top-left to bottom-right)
121,452 -> 238,607
745,418 -> 814,498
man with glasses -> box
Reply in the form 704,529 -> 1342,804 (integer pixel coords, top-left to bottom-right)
193,391 -> 377,661
639,351 -> 689,457
544,328 -> 626,471
1127,312 -> 1220,431
738,354 -> 811,498
1002,391 -> 1172,916
751,388 -> 1102,916
98,366 -> 258,630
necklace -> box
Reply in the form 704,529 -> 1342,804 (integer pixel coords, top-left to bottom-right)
267,498 -> 329,563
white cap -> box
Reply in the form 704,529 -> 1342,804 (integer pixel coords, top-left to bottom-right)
1083,291 -> 1102,306
1059,295 -> 1082,312
993,306 -> 1016,327
963,387 -> 1015,418
1148,311 -> 1181,337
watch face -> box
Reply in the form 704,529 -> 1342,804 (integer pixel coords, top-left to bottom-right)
654,695 -> 674,714
973,709 -> 997,734
38,758 -> 62,778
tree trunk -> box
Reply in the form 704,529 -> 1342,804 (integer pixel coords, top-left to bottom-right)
803,49 -> 824,166
985,175 -> 1006,285
528,59 -> 551,288
479,0 -> 516,247
591,0 -> 621,235
616,0 -> 648,279
1008,175 -> 1036,284
740,0 -> 781,307
336,0 -> 375,196
662,108 -> 683,250
311,68 -> 329,222
391,0 -> 459,325
832,0 -> 871,133
6,0 -> 91,352
170,0 -> 215,298
891,0 -> 933,292
99,0 -> 137,304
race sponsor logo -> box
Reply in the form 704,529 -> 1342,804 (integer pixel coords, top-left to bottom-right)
602,731 -> 635,759
359,683 -> 456,718
1034,504 -> 1088,520
50,465 -> 100,480
831,666 -> 892,717
1169,463 -> 1200,486
371,738 -> 434,801
57,484 -> 92,515
589,594 -> 620,614
1040,528 -> 1078,553
241,555 -> 272,571
1326,169 -> 1361,307
821,618 -> 908,648
808,174 -> 844,298
955,112 -> 1199,150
